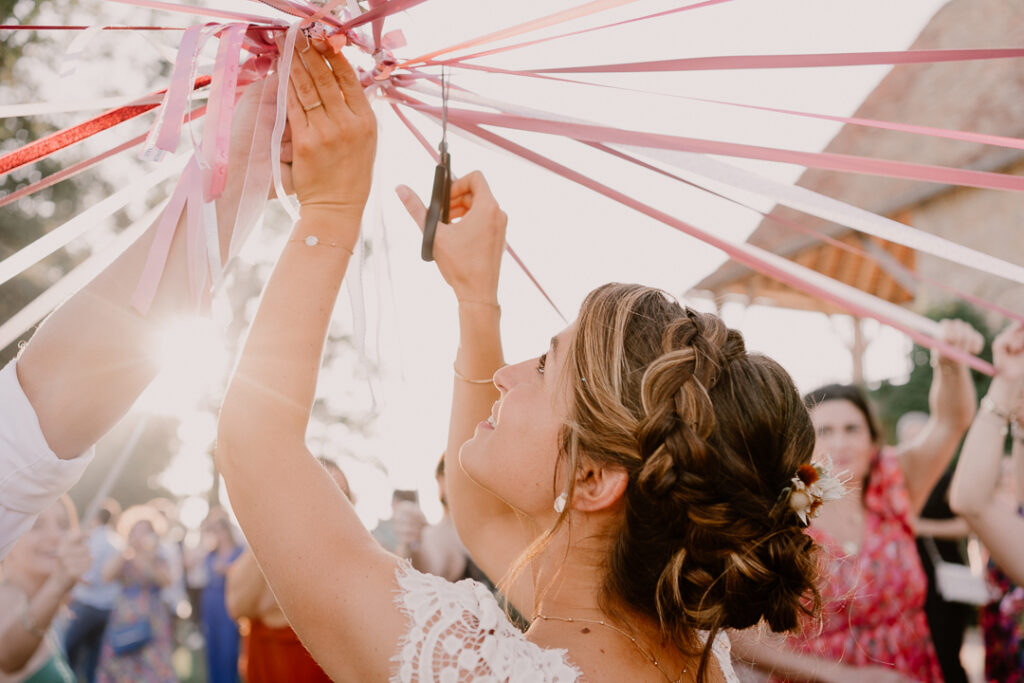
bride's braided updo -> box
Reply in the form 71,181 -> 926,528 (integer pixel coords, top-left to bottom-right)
558,284 -> 820,679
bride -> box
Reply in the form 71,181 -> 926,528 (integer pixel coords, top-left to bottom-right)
215,36 -> 824,683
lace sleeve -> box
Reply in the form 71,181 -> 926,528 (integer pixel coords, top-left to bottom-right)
709,631 -> 740,683
391,562 -> 580,683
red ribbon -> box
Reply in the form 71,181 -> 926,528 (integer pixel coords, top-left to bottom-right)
0,75 -> 212,177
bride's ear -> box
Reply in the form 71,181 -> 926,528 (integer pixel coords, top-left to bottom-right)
569,462 -> 628,512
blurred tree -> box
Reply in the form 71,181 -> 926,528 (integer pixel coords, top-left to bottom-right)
0,0 -> 113,363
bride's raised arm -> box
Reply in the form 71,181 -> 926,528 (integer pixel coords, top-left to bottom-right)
396,174 -> 539,612
215,39 -> 403,682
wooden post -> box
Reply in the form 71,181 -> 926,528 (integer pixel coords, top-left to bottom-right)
851,316 -> 866,386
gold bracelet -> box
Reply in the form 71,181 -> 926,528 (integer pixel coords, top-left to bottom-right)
288,235 -> 355,256
454,364 -> 494,385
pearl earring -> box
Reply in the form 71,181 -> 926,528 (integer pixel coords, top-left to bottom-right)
553,492 -> 568,513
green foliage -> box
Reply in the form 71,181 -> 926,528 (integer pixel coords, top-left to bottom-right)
0,0 -> 113,363
870,301 -> 995,444
67,414 -> 177,512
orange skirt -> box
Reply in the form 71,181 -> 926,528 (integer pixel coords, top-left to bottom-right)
243,619 -> 332,683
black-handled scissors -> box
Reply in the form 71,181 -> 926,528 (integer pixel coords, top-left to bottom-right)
422,69 -> 451,262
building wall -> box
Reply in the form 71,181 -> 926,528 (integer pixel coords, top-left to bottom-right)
909,157 -> 1024,327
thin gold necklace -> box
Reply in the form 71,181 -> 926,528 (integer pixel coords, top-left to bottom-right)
535,614 -> 685,683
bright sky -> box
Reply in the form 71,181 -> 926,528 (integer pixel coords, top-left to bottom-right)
16,0 -> 952,526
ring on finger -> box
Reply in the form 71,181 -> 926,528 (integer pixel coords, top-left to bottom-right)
302,100 -> 323,112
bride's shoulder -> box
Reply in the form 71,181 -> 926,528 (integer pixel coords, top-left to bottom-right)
391,562 -> 580,683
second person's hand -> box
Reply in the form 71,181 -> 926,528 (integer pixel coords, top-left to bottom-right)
396,171 -> 507,305
280,36 -> 377,220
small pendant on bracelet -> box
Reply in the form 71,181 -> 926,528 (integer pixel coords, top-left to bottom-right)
288,236 -> 354,255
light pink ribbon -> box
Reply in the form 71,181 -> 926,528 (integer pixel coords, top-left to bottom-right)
437,0 -> 733,65
142,23 -> 215,160
437,61 -> 1024,154
227,71 -> 279,260
410,103 -> 1024,193
588,140 -> 1024,326
436,115 -> 996,376
399,0 -> 646,68
107,0 -> 284,25
131,155 -> 201,313
531,48 -> 1024,74
270,21 -> 302,222
201,23 -> 248,201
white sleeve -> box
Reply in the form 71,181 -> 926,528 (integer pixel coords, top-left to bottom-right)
0,360 -> 93,559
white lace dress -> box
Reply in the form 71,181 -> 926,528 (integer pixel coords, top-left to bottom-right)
391,563 -> 740,683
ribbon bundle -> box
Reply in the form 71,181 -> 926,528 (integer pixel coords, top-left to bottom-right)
1,0 -> 1022,373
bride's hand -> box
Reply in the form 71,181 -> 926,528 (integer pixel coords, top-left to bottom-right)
282,36 -> 377,219
396,171 -> 507,305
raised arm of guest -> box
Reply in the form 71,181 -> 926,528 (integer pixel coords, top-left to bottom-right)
951,323 -> 1024,584
225,548 -> 270,620
0,73 -> 284,559
896,320 -> 983,514
731,630 -> 915,683
914,515 -> 971,540
0,499 -> 90,674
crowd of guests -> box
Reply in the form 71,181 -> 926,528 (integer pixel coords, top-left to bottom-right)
4,36 -> 1024,682
2,325 -> 1023,682
0,454 -> 507,683
2,324 -> 1023,683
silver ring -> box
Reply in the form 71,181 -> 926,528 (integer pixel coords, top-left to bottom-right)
302,101 -> 323,113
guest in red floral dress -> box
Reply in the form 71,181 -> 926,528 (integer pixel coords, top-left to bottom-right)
732,320 -> 983,682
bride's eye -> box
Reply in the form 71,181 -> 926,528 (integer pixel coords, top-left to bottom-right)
537,353 -> 547,375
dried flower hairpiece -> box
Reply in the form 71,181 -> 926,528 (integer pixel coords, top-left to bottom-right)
779,455 -> 847,525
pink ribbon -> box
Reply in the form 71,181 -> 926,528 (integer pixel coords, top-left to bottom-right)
587,140 -> 1024,326
437,61 -> 1024,154
227,73 -> 278,260
106,0 -> 284,26
201,23 -> 248,201
436,0 -> 734,65
531,48 -> 1024,74
433,114 -> 995,376
0,134 -> 145,210
409,103 -> 1024,193
399,0 -> 646,68
142,24 -> 206,160
131,156 -> 201,313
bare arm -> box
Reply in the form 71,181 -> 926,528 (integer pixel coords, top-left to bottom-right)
730,630 -> 842,682
13,83 -> 276,461
396,173 -> 537,610
897,320 -> 983,514
216,40 -> 403,683
0,532 -> 90,672
731,629 -> 914,683
102,551 -> 126,583
413,523 -> 467,582
914,516 -> 971,540
951,323 -> 1024,583
225,548 -> 269,620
